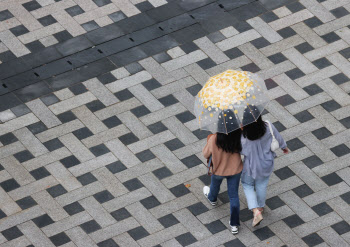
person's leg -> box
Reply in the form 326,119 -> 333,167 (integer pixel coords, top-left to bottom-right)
255,175 -> 270,209
208,175 -> 224,202
227,172 -> 241,227
241,173 -> 259,210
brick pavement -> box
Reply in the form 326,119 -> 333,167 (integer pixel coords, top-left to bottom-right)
1,0 -> 350,246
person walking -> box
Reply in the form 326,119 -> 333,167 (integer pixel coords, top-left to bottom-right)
202,126 -> 243,234
240,110 -> 289,227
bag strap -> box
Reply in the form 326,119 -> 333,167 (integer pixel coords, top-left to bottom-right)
265,120 -> 275,138
207,156 -> 213,176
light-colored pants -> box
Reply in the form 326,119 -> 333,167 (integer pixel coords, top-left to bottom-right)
241,173 -> 270,210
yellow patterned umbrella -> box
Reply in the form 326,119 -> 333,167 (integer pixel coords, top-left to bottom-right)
194,70 -> 270,134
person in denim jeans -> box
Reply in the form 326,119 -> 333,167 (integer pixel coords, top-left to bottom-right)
202,126 -> 243,234
241,107 -> 289,227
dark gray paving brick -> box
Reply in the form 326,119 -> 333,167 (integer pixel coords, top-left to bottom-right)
50,232 -> 71,246
266,196 -> 285,210
16,196 -> 37,210
111,208 -> 131,221
330,144 -> 350,157
311,202 -> 333,216
282,214 -> 305,228
293,184 -> 314,198
93,190 -> 114,203
158,214 -> 179,228
302,233 -> 324,247
176,232 -> 197,246
106,161 -> 127,174
32,214 -> 54,228
1,226 -> 23,241
63,202 -> 85,216
123,178 -> 144,192
253,226 -> 275,241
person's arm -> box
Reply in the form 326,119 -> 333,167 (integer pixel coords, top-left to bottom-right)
202,135 -> 213,159
271,123 -> 288,152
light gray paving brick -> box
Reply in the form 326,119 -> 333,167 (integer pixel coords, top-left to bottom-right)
335,27 -> 350,45
13,127 -> 48,157
42,212 -> 92,237
0,156 -> 35,186
265,100 -> 299,128
216,29 -> 261,51
292,22 -> 327,48
314,13 -> 350,36
248,17 -> 283,43
280,190 -> 319,222
18,23 -> 65,44
197,203 -> 230,224
55,88 -> 75,101
173,89 -> 195,114
309,105 -> 346,134
73,0 -> 99,11
46,161 -> 81,191
304,40 -> 348,61
113,232 -> 140,247
290,162 -> 328,192
0,110 -> 16,123
274,6 -> 292,18
283,48 -> 318,74
184,119 -> 201,131
322,128 -> 350,149
0,187 -> 21,216
152,76 -> 197,98
206,56 -> 251,76
167,47 -> 186,58
148,0 -> 167,7
59,133 -> 95,162
285,92 -> 333,115
0,236 -> 31,247
8,176 -> 58,201
327,196 -> 350,222
118,111 -> 152,139
137,224 -> 187,247
126,202 -> 164,234
322,0 -> 350,10
53,11 -> 86,36
103,187 -> 152,212
0,17 -> 20,34
162,117 -> 198,145
115,158 -> 163,183
267,176 -> 304,199
0,113 -> 38,136
313,153 -> 350,176
71,105 -> 108,134
170,67 -> 190,80
194,36 -> 229,64
129,84 -> 164,112
32,190 -> 69,221
110,67 -> 130,79
138,173 -> 175,203
337,167 -> 350,186
18,221 -> 55,247
269,9 -> 314,31
161,50 -> 208,72
26,99 -> 62,128
295,65 -> 340,87
92,166 -> 128,197
139,57 -> 176,85
69,152 -> 117,177
250,236 -> 285,247
274,147 -> 314,170
257,60 -> 295,80
260,35 -> 305,57
188,230 -> 234,247
328,52 -> 350,80
162,165 -> 206,189
95,98 -> 142,120
294,212 -> 342,237
272,73 -> 308,101
161,239 -> 182,247
269,221 -> 308,247
0,205 -> 44,232
184,63 -> 210,85
304,182 -> 350,207
0,142 -> 25,160
281,119 -> 323,141
173,139 -> 206,160
220,26 -> 239,38
319,227 -> 350,247
301,0 -> 336,22
239,43 -> 274,70
49,92 -> 97,115
0,169 -> 12,184
150,193 -> 199,218
150,144 -> 187,174
105,139 -> 139,168
106,71 -> 152,93
234,223 -> 260,246
56,181 -> 105,206
80,196 -> 116,228
139,103 -> 187,126
74,4 -> 118,24
23,147 -> 71,171
66,227 -> 97,247
36,119 -> 84,143
111,0 -> 140,17
0,30 -> 30,57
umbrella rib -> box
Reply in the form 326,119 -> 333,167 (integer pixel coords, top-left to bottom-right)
222,110 -> 228,134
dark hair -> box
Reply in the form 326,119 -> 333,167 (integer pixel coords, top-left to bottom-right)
242,105 -> 266,140
216,129 -> 242,153
215,109 -> 242,153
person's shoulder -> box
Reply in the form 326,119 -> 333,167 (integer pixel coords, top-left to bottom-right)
207,133 -> 216,142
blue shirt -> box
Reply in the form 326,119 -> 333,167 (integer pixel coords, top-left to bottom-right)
241,122 -> 287,179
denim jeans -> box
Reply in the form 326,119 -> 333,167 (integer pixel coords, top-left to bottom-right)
208,172 -> 241,226
241,173 -> 270,210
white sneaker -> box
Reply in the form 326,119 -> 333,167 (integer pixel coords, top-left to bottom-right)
229,221 -> 239,234
203,186 -> 217,206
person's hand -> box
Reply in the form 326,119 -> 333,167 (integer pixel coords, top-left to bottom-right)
282,148 -> 289,154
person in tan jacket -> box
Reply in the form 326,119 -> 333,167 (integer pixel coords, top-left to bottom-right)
202,128 -> 243,234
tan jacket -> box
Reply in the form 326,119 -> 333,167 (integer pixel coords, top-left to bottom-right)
202,134 -> 243,176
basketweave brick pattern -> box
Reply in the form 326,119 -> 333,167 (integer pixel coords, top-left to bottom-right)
1,0 -> 350,246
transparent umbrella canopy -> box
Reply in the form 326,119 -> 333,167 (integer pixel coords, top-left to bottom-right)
194,70 -> 270,134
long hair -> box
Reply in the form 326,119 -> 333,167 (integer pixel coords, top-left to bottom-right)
242,106 -> 266,140
215,109 -> 242,153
